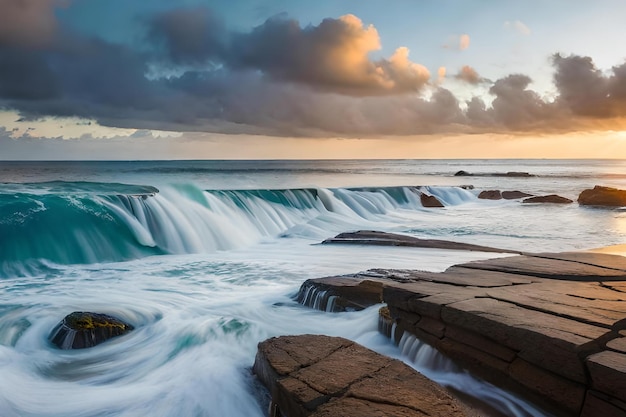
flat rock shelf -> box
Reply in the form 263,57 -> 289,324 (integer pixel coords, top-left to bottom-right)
253,335 -> 478,417
292,250 -> 626,417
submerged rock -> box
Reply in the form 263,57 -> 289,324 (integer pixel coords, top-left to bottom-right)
523,195 -> 573,204
49,312 -> 134,349
578,185 -> 626,207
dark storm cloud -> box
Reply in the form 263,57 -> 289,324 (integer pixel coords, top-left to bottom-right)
1,2 -> 626,137
148,7 -> 225,64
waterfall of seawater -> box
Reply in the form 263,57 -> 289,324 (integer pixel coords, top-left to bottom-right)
299,290 -> 554,417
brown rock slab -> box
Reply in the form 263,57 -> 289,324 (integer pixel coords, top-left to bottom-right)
523,194 -> 573,204
608,337 -> 626,354
478,190 -> 502,200
509,358 -> 586,415
528,252 -> 626,272
441,297 -> 607,382
587,350 -> 626,402
457,255 -> 626,281
322,230 -> 518,253
502,190 -> 534,199
579,185 -> 626,207
420,193 -> 444,208
254,335 -> 472,417
580,390 -> 626,417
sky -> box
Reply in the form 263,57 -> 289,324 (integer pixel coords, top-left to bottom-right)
1,0 -> 626,160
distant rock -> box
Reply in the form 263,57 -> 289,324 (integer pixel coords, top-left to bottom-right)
322,230 -> 518,254
523,195 -> 573,204
420,193 -> 444,207
503,171 -> 533,177
459,185 -> 474,190
454,170 -> 473,176
49,312 -> 134,349
578,186 -> 626,207
454,171 -> 534,178
253,335 -> 472,417
478,190 -> 502,200
502,191 -> 533,200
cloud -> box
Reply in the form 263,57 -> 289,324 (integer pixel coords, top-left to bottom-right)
455,65 -> 482,84
552,53 -> 610,117
148,6 -> 225,65
226,14 -> 430,95
504,20 -> 531,36
0,0 -> 66,47
0,4 -> 626,138
459,34 -> 470,50
437,67 -> 446,84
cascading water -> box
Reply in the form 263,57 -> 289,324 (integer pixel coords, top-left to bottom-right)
395,332 -> 555,417
296,292 -> 554,417
0,183 -> 478,276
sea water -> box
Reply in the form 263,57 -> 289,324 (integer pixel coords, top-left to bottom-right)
1,159 -> 625,417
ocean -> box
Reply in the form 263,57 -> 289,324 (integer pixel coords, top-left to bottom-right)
1,159 -> 625,417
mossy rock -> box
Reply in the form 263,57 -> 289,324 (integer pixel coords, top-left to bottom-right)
49,312 -> 134,349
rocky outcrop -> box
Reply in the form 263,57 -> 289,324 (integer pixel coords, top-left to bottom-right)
502,190 -> 533,199
455,170 -> 473,176
321,230 -> 519,254
454,171 -> 534,177
578,186 -> 626,207
253,335 -> 474,417
296,252 -> 626,417
49,312 -> 134,349
478,190 -> 534,200
478,190 -> 502,200
523,195 -> 573,204
420,193 -> 444,207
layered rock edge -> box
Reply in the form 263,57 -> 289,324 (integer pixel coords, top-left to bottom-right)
253,334 -> 476,417
295,251 -> 626,417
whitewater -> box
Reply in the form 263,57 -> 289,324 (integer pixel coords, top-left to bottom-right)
1,159 -> 626,417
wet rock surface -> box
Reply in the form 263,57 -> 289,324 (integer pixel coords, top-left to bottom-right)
523,194 -> 574,204
253,335 -> 474,417
297,251 -> 626,417
49,312 -> 134,349
321,230 -> 519,254
502,190 -> 534,199
578,186 -> 626,207
420,193 -> 444,207
478,190 -> 502,200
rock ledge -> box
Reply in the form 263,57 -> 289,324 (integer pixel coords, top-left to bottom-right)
253,334 -> 474,417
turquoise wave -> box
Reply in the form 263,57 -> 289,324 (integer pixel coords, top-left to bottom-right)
0,182 -> 476,275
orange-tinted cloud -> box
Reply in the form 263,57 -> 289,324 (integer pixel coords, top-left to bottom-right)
455,65 -> 482,84
227,14 -> 430,95
459,34 -> 470,50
